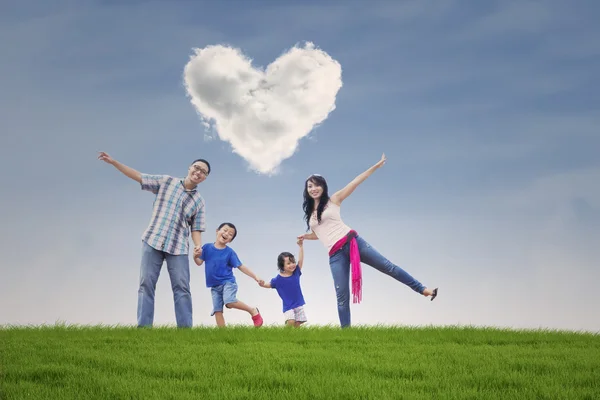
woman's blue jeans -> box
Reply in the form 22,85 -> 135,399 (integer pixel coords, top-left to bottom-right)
329,235 -> 426,327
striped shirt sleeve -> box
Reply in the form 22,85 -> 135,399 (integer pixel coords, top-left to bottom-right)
141,174 -> 166,194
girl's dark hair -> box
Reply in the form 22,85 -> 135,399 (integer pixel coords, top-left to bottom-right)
217,222 -> 237,241
277,252 -> 296,272
191,158 -> 211,175
303,175 -> 330,231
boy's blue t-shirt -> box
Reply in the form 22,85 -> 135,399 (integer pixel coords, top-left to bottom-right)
270,267 -> 305,313
200,243 -> 242,287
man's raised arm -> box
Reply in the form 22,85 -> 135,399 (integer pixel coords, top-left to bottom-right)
98,151 -> 142,183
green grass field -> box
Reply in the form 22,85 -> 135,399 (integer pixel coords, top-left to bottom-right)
1,325 -> 598,399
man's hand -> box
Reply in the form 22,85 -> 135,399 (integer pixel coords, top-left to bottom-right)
98,151 -> 115,165
98,152 -> 142,183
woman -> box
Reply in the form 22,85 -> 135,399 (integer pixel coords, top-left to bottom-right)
298,153 -> 438,327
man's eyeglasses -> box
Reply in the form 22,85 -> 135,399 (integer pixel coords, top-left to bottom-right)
192,164 -> 209,176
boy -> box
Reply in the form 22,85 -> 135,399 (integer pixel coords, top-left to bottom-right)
194,223 -> 263,327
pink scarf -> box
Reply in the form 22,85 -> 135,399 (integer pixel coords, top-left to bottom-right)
329,230 -> 362,303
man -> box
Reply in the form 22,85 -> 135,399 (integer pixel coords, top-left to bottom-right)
98,151 -> 209,328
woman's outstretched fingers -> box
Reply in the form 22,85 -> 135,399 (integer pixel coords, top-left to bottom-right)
376,153 -> 386,168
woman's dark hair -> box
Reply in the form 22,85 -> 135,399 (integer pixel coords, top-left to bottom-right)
217,222 -> 237,241
303,175 -> 330,231
191,158 -> 211,175
277,252 -> 296,272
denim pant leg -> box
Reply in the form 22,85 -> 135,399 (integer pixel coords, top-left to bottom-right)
165,252 -> 193,328
138,242 -> 164,327
329,248 -> 352,328
356,236 -> 426,294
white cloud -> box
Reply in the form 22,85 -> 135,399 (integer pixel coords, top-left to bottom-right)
183,42 -> 342,174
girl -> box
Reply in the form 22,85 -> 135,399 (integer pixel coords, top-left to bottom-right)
258,238 -> 307,327
297,153 -> 438,328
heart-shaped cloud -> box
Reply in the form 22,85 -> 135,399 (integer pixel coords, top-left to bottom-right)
183,42 -> 342,174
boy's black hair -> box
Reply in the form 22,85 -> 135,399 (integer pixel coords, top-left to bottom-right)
277,252 -> 296,272
217,222 -> 237,241
191,158 -> 211,175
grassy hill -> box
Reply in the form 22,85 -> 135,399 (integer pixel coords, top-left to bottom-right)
1,325 -> 598,399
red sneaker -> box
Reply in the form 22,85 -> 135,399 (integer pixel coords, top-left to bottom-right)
252,309 -> 263,327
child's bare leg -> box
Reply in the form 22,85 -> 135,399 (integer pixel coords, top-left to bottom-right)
214,312 -> 225,327
285,319 -> 295,327
294,321 -> 304,328
225,301 -> 258,316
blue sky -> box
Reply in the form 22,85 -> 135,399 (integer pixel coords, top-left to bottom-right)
1,0 -> 599,331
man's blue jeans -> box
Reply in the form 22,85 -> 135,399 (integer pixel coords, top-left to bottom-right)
137,241 -> 193,328
329,235 -> 426,328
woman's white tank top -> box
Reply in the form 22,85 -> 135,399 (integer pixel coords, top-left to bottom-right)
309,201 -> 352,252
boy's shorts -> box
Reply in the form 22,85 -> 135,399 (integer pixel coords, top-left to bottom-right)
210,281 -> 238,316
283,305 -> 307,323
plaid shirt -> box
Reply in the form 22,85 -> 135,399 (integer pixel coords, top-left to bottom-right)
140,174 -> 206,255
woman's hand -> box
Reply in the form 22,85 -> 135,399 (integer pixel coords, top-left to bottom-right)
374,153 -> 386,169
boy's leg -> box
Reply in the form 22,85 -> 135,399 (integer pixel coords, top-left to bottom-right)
137,242 -> 165,328
211,286 -> 225,326
214,312 -> 225,327
223,282 -> 263,327
285,320 -> 296,326
165,252 -> 193,328
226,301 -> 257,315
222,282 -> 254,314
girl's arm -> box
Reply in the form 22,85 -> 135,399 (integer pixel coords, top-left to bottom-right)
238,265 -> 261,282
330,153 -> 386,205
258,280 -> 272,288
298,230 -> 318,241
297,239 -> 304,269
193,256 -> 204,266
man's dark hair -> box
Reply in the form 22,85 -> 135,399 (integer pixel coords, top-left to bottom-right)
191,159 -> 211,175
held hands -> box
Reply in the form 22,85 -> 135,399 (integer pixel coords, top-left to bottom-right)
193,246 -> 202,258
297,237 -> 304,247
192,246 -> 203,266
258,279 -> 267,288
97,151 -> 115,165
